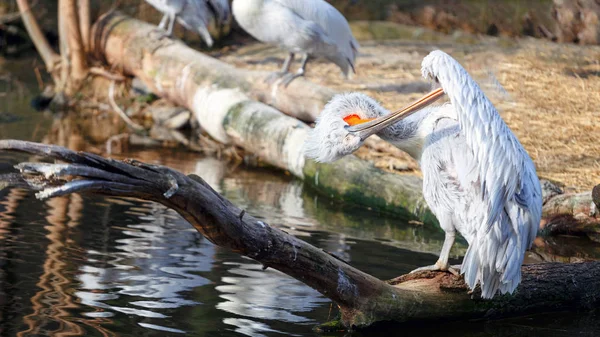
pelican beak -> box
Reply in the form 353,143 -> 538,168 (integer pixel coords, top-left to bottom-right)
346,88 -> 445,140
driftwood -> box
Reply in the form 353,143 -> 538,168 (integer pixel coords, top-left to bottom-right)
1,140 -> 600,330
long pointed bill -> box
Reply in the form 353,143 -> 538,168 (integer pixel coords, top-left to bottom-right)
346,88 -> 445,140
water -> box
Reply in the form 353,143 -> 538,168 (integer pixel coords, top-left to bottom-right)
1,58 -> 600,336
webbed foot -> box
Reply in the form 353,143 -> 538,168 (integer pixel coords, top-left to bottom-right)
410,261 -> 461,276
279,72 -> 304,87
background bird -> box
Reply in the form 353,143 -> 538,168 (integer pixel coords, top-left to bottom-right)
207,0 -> 232,33
145,0 -> 231,47
232,0 -> 360,86
305,50 -> 542,299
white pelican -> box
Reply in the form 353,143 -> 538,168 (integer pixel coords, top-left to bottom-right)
145,0 -> 231,47
232,0 -> 359,86
305,50 -> 542,299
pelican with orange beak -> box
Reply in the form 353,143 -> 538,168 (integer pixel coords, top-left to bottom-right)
305,50 -> 542,299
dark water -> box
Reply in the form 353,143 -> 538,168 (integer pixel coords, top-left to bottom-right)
1,58 -> 600,337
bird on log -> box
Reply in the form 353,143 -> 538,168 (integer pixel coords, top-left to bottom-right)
232,0 -> 359,86
305,50 -> 543,299
145,0 -> 231,46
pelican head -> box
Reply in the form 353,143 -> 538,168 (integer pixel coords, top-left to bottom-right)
304,93 -> 385,163
304,89 -> 445,163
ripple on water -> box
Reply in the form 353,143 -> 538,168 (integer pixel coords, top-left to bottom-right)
75,202 -> 214,323
216,262 -> 329,324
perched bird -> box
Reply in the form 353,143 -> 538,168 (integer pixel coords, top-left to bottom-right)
305,50 -> 542,299
145,0 -> 231,47
232,0 -> 359,86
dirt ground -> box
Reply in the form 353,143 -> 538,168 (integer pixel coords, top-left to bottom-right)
215,23 -> 600,192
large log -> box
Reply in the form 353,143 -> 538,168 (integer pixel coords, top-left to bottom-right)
91,12 -> 334,122
88,12 -> 598,228
90,11 -> 432,220
1,140 -> 600,330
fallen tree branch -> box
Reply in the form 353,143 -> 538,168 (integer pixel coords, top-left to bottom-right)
107,81 -> 145,131
1,139 -> 600,330
89,67 -> 126,81
16,0 -> 61,76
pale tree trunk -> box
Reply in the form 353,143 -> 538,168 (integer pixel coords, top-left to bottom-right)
91,12 -> 334,123
16,0 -> 61,80
78,0 -> 90,53
1,139 -> 600,330
58,0 -> 88,93
58,0 -> 70,90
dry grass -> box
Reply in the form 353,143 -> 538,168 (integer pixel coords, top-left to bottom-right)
216,29 -> 600,192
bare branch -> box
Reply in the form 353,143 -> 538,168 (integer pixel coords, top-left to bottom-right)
107,81 -> 146,131
60,0 -> 88,90
77,0 -> 90,51
1,139 -> 600,329
16,0 -> 61,76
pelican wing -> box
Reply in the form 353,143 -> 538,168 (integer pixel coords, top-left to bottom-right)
145,0 -> 186,14
421,50 -> 542,298
272,0 -> 359,68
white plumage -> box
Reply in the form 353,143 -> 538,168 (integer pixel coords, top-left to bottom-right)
232,0 -> 359,85
305,50 -> 542,299
145,0 -> 231,47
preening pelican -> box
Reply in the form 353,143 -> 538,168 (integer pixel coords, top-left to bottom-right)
305,50 -> 542,299
232,0 -> 359,86
145,0 -> 231,47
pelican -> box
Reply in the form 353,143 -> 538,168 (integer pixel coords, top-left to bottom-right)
305,50 -> 542,299
232,0 -> 359,86
145,0 -> 231,47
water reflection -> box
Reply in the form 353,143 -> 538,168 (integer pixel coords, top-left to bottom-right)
75,200 -> 214,329
1,149 -> 600,336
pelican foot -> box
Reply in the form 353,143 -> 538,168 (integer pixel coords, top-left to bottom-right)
280,72 -> 304,87
410,262 -> 460,276
149,28 -> 171,40
264,71 -> 288,84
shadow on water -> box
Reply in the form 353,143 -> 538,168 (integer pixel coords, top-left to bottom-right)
1,57 -> 600,336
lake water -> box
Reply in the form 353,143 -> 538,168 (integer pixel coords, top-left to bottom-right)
1,58 -> 600,337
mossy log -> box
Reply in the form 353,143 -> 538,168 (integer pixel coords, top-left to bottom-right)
89,12 -> 598,229
2,140 -> 600,330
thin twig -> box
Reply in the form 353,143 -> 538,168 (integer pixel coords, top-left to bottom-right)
108,81 -> 145,131
0,12 -> 22,25
33,67 -> 44,91
89,67 -> 126,81
106,133 -> 129,155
